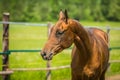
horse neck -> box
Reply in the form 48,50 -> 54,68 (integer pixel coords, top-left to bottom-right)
70,20 -> 92,61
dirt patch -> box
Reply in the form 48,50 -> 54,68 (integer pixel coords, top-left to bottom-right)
106,75 -> 120,80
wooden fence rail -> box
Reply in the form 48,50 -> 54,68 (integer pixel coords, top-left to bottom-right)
0,65 -> 70,75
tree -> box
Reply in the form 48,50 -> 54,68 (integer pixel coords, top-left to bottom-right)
0,0 -> 119,22
101,0 -> 120,21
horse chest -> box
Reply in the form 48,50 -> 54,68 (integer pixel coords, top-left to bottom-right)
71,47 -> 87,73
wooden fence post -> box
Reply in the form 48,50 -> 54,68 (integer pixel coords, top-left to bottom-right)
106,26 -> 111,73
46,61 -> 51,80
46,23 -> 53,80
2,13 -> 10,80
106,26 -> 110,47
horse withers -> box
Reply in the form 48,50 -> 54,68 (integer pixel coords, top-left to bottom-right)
41,10 -> 110,80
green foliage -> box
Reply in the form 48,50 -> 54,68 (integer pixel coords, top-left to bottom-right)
101,0 -> 120,21
0,0 -> 120,22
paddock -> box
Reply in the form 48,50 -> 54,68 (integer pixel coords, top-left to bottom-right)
0,13 -> 120,80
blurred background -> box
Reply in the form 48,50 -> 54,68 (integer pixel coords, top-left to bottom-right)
0,0 -> 120,22
0,0 -> 120,80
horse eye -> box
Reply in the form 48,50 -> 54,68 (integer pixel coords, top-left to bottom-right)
56,31 -> 64,36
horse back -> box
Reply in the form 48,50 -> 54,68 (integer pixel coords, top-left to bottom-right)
87,28 -> 108,44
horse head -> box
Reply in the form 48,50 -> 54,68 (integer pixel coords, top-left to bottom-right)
41,10 -> 75,60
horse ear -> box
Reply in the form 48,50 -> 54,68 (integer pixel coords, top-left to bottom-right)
59,9 -> 68,24
64,9 -> 68,24
59,9 -> 65,20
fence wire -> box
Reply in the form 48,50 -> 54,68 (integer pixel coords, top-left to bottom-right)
0,21 -> 47,26
0,21 -> 120,30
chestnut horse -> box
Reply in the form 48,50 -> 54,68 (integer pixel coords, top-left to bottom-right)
41,10 -> 109,80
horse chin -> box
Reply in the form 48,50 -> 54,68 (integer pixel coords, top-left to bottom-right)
45,49 -> 63,60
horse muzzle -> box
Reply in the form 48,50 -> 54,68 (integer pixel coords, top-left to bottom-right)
41,51 -> 53,60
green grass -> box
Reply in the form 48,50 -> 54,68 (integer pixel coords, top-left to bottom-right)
0,21 -> 120,80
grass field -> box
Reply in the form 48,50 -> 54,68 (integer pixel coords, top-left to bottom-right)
0,21 -> 120,80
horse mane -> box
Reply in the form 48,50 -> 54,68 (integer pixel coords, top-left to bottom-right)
68,19 -> 92,62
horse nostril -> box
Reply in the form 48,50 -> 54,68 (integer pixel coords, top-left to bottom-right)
41,51 -> 46,57
42,51 -> 46,56
43,52 -> 46,56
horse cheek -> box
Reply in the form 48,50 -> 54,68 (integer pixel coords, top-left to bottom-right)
65,37 -> 74,48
